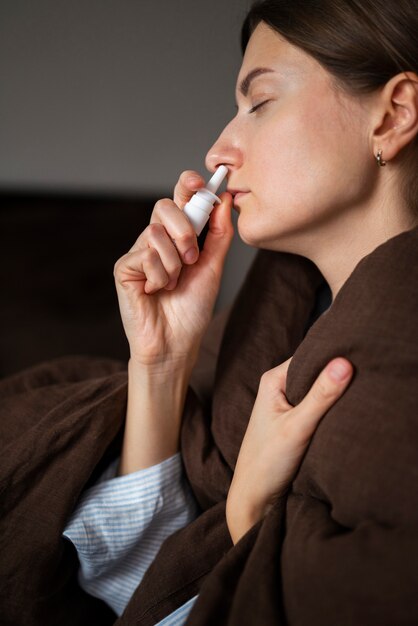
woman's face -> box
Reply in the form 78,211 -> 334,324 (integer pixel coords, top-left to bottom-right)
205,22 -> 374,252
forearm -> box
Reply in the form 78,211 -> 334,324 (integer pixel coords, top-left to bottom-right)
116,358 -> 191,476
226,494 -> 264,546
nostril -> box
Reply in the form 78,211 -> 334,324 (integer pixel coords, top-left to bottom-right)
205,142 -> 240,173
204,155 -> 219,173
205,146 -> 228,172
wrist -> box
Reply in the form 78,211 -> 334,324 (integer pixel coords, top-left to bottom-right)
116,359 -> 191,477
129,346 -> 199,379
127,357 -> 190,424
226,494 -> 264,546
128,354 -> 194,384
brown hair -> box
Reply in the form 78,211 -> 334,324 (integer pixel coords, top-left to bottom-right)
241,0 -> 418,215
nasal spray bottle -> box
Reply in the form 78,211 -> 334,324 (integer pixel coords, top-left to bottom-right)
183,165 -> 228,236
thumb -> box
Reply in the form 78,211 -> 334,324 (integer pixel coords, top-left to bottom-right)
292,357 -> 354,437
201,192 -> 234,268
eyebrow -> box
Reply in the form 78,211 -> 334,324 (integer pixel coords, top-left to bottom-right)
237,67 -> 276,97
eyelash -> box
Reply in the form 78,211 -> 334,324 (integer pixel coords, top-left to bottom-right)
249,99 -> 270,114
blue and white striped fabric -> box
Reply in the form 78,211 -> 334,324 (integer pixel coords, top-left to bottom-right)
63,452 -> 200,623
156,595 -> 199,625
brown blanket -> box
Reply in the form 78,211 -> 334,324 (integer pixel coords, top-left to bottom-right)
1,226 -> 417,626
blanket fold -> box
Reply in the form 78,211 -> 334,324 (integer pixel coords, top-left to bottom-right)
0,356 -> 127,625
1,226 -> 417,626
184,226 -> 418,626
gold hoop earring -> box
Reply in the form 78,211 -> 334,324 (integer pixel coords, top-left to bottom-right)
376,149 -> 387,167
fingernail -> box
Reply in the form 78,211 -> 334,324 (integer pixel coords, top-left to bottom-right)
328,358 -> 351,382
184,247 -> 198,264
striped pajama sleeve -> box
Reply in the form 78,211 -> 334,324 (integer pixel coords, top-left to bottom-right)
63,452 -> 200,622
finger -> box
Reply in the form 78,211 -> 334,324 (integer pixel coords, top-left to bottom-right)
257,357 -> 294,406
200,192 -> 234,270
257,358 -> 294,412
141,247 -> 170,294
173,170 -> 205,209
144,223 -> 182,290
270,356 -> 293,393
291,357 -> 354,438
150,198 -> 199,265
115,248 -> 169,295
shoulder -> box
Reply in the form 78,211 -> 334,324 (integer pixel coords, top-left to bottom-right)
334,225 -> 418,331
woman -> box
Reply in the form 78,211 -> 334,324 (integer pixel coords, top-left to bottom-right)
62,0 -> 417,623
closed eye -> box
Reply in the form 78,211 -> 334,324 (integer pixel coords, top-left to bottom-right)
249,99 -> 270,114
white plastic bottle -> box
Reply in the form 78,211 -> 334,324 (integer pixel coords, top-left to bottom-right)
183,165 -> 228,236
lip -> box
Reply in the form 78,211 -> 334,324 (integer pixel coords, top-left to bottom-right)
227,189 -> 250,204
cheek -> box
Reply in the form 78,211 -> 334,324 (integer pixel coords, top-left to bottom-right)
251,108 -> 323,211
238,99 -> 370,247
258,98 -> 367,206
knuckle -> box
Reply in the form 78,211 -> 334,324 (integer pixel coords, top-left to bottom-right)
169,260 -> 182,276
154,198 -> 174,213
147,269 -> 169,290
259,369 -> 277,392
147,222 -> 165,241
180,170 -> 200,183
113,259 -> 120,279
164,258 -> 182,282
113,254 -> 126,278
175,171 -> 204,198
175,230 -> 195,247
159,273 -> 170,287
142,247 -> 158,264
312,377 -> 335,402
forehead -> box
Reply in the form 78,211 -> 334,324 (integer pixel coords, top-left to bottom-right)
236,22 -> 318,90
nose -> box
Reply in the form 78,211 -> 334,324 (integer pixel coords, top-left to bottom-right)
205,124 -> 242,174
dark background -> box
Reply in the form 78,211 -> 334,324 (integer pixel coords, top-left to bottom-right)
0,192 -> 154,376
0,1 -> 256,378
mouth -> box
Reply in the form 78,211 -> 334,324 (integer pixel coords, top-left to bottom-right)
227,189 -> 250,205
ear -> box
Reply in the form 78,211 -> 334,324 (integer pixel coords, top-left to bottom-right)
372,71 -> 418,162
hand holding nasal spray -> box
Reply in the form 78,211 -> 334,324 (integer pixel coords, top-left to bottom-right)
183,165 -> 229,236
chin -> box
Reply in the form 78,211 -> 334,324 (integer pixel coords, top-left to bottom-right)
237,214 -> 282,250
236,215 -> 262,248
237,214 -> 307,255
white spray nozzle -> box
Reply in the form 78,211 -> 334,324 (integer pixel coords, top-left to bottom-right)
206,164 -> 229,194
183,165 -> 229,236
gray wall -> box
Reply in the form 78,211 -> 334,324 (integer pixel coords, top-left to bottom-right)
0,1 -> 257,309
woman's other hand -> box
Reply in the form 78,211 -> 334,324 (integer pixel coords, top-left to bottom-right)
114,171 -> 234,373
226,356 -> 354,544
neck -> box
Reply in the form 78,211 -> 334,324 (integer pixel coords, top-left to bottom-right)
295,194 -> 416,303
